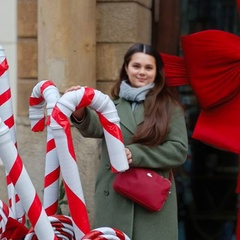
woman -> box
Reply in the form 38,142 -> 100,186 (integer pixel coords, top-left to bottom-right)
67,43 -> 188,239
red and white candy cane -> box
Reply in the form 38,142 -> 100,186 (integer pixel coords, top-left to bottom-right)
49,87 -> 129,238
51,87 -> 129,173
0,118 -> 58,240
0,200 -> 29,239
48,215 -> 75,239
81,227 -> 131,240
0,45 -> 17,146
0,44 -> 25,222
25,215 -> 75,240
0,200 -> 13,237
29,80 -> 61,216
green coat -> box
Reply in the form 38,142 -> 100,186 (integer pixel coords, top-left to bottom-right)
74,98 -> 188,240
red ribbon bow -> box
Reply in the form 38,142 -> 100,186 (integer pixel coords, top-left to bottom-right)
161,29 -> 240,154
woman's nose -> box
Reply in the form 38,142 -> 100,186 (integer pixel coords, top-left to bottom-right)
139,68 -> 145,75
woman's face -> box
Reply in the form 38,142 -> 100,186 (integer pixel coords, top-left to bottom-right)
125,52 -> 157,88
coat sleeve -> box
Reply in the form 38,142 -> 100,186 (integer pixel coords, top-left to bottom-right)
126,106 -> 188,169
71,107 -> 104,138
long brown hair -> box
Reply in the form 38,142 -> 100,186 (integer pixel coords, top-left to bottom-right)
111,43 -> 180,147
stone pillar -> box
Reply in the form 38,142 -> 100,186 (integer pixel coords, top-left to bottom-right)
38,0 -> 97,92
38,0 -> 98,227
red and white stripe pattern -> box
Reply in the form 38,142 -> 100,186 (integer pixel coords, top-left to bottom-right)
0,45 -> 16,145
0,200 -> 13,237
0,118 -> 57,240
81,227 -> 131,240
29,80 -> 61,216
0,44 -> 25,222
25,215 -> 75,240
49,87 -> 129,238
50,102 -> 90,238
51,87 -> 129,173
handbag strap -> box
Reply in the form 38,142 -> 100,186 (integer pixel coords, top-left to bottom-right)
168,170 -> 173,182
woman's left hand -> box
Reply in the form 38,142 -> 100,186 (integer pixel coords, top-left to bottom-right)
125,148 -> 132,164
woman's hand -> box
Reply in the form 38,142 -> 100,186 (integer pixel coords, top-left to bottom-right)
65,85 -> 82,93
65,85 -> 85,121
125,148 -> 132,164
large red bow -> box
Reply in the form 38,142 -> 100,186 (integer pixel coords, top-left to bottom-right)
162,30 -> 240,154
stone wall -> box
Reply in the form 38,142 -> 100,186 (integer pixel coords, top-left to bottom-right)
17,0 -> 38,117
96,0 -> 152,93
12,0 -> 152,227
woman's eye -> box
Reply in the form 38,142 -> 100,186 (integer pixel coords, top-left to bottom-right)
146,66 -> 153,70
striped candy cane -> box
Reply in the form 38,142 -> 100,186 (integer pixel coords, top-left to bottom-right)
0,46 -> 16,144
0,200 -> 13,237
29,80 -> 61,216
0,44 -> 25,222
49,87 -> 129,238
25,215 -> 75,240
51,87 -> 129,173
48,215 -> 75,239
0,118 -> 57,240
81,227 -> 131,240
0,200 -> 29,239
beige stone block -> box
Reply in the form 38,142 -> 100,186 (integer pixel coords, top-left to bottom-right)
0,164 -> 8,204
97,2 -> 152,43
18,39 -> 38,79
97,0 -> 152,9
97,43 -> 133,82
97,81 -> 115,96
18,0 -> 38,37
17,79 -> 38,116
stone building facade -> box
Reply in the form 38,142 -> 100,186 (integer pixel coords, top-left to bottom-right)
1,0 -> 153,226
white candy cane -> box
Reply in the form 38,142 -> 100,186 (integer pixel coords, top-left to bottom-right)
29,80 -> 61,216
49,87 -> 129,238
25,215 -> 75,240
52,87 -> 129,172
0,118 -> 57,240
81,227 -> 131,240
0,200 -> 13,237
0,44 -> 25,222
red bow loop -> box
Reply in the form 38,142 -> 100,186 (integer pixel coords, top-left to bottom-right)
161,53 -> 189,86
181,30 -> 240,109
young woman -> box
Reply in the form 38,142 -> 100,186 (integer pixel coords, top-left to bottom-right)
67,43 -> 188,240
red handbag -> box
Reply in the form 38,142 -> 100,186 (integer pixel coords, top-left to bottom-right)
113,167 -> 172,212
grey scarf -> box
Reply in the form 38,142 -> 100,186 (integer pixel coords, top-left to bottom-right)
119,80 -> 155,111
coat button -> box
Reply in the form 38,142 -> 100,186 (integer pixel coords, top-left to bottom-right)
106,163 -> 111,169
104,190 -> 109,196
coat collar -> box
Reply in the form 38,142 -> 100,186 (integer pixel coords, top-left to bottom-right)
113,98 -> 144,134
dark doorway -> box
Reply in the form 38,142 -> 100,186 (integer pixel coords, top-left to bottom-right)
152,0 -> 240,239
178,0 -> 239,239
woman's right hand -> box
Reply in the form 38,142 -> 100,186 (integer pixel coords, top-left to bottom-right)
65,85 -> 85,121
65,85 -> 82,93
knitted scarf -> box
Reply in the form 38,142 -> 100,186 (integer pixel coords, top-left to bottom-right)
119,80 -> 155,111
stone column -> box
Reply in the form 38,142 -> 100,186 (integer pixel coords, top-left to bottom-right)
38,0 -> 98,227
38,0 -> 97,92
